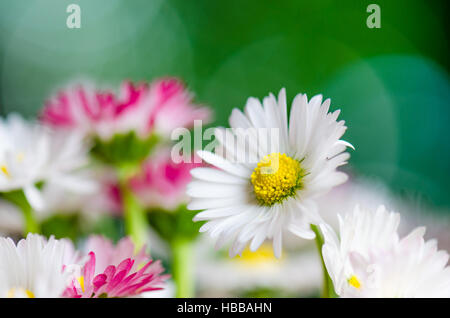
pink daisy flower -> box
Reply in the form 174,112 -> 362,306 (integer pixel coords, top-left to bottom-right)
130,150 -> 202,210
41,81 -> 146,140
144,78 -> 212,136
41,78 -> 211,141
64,236 -> 168,298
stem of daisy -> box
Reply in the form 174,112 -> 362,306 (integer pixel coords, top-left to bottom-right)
171,237 -> 194,298
117,164 -> 148,250
2,189 -> 40,235
21,200 -> 40,235
311,224 -> 336,298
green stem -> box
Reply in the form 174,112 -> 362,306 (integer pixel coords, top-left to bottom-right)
311,224 -> 337,298
117,165 -> 148,250
171,238 -> 194,298
21,200 -> 40,235
2,189 -> 40,235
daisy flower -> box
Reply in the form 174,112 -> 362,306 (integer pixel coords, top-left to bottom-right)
64,236 -> 168,298
0,114 -> 95,211
0,233 -> 74,298
130,149 -> 202,211
187,88 -> 352,258
320,205 -> 450,297
38,169 -> 122,220
41,78 -> 211,141
40,80 -> 131,140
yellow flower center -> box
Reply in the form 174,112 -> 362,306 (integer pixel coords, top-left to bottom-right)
251,153 -> 304,206
1,165 -> 10,177
7,287 -> 35,298
235,244 -> 278,263
348,275 -> 361,289
1,153 -> 25,178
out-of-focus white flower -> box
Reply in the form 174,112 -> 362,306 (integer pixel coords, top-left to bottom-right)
0,114 -> 96,211
315,176 -> 450,252
321,205 -> 450,298
195,237 -> 322,296
0,233 -> 74,298
316,177 -> 395,229
37,168 -> 120,221
188,88 -> 353,258
0,200 -> 23,236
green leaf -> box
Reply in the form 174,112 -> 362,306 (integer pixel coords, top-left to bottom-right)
40,213 -> 83,241
88,215 -> 125,244
91,131 -> 159,165
146,205 -> 204,243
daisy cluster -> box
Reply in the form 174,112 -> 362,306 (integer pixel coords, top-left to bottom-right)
0,77 -> 206,298
186,88 -> 450,297
0,78 -> 449,298
0,233 -> 167,298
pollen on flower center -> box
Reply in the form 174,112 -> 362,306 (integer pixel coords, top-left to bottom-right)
234,243 -> 279,265
1,164 -> 10,177
251,153 -> 304,206
77,276 -> 85,293
348,275 -> 361,289
7,287 -> 35,298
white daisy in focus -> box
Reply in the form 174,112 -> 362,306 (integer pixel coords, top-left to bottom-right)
187,88 -> 353,258
320,205 -> 450,298
0,233 -> 74,298
0,114 -> 96,211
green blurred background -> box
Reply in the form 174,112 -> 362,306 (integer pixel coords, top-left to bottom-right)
0,0 -> 449,211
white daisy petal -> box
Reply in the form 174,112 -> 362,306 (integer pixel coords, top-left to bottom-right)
193,205 -> 249,221
249,227 -> 268,252
244,97 -> 266,129
197,150 -> 251,178
24,185 -> 45,212
188,197 -> 248,210
229,108 -> 252,129
272,231 -> 283,259
190,167 -> 248,184
187,181 -> 249,199
288,223 -> 316,239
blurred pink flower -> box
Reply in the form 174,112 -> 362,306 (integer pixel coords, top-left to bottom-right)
41,78 -> 211,140
130,150 -> 202,210
41,81 -> 145,140
104,182 -> 123,215
64,236 -> 168,298
145,78 -> 212,136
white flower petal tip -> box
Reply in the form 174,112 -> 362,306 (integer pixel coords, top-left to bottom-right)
24,185 -> 45,212
337,140 -> 355,150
